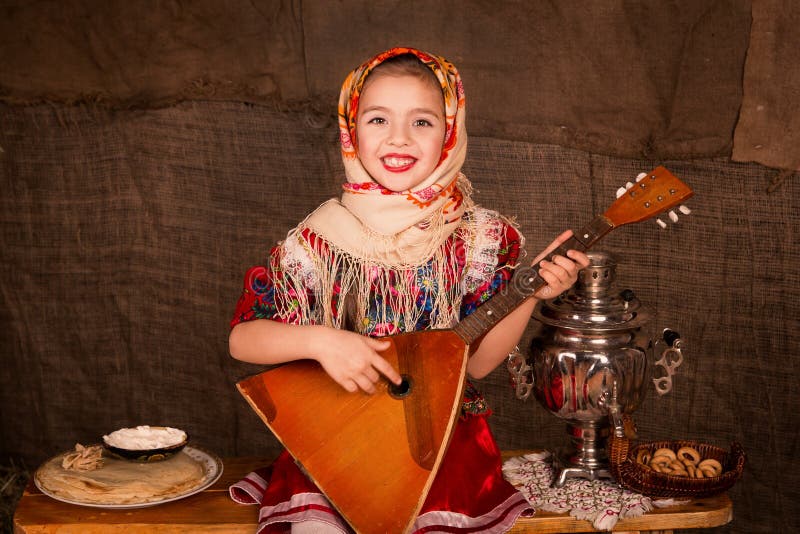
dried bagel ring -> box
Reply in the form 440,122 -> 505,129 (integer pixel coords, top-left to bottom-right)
693,466 -> 704,478
668,460 -> 687,476
677,446 -> 701,466
699,465 -> 718,477
653,447 -> 677,461
636,449 -> 652,465
669,460 -> 687,471
698,458 -> 723,476
650,455 -> 671,466
649,456 -> 671,473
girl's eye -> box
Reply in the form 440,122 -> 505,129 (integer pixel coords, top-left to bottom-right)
413,119 -> 433,127
367,117 -> 386,125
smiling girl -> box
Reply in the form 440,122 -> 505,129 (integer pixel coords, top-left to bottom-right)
228,47 -> 588,533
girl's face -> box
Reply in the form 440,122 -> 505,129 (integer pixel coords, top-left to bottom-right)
355,73 -> 446,192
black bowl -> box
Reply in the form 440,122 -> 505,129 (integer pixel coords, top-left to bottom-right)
102,426 -> 188,462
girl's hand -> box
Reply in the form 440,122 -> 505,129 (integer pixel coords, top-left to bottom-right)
531,230 -> 590,300
312,328 -> 402,394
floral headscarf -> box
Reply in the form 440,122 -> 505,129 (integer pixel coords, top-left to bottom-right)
306,47 -> 472,260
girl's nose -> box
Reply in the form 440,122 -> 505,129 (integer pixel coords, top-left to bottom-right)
387,124 -> 411,146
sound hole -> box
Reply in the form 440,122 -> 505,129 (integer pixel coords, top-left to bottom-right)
388,374 -> 413,399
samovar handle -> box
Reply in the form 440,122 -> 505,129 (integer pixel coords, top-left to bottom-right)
506,346 -> 534,401
653,329 -> 685,396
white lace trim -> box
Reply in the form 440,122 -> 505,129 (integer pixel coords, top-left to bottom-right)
280,230 -> 318,291
460,207 -> 514,294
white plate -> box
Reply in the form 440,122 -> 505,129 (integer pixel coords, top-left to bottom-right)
34,445 -> 224,509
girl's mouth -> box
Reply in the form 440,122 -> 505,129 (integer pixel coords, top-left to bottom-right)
382,156 -> 416,172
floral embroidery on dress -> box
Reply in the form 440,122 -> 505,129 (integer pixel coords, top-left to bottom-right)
461,381 -> 491,417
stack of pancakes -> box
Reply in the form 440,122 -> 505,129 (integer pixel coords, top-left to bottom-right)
36,449 -> 205,505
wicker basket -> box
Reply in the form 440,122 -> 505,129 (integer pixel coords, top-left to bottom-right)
608,417 -> 746,498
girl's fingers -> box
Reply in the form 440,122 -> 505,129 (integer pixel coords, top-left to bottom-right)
372,356 -> 402,385
532,230 -> 574,264
567,249 -> 591,268
354,374 -> 377,394
342,379 -> 358,394
363,366 -> 381,385
539,259 -> 569,285
366,337 -> 402,384
536,267 -> 559,290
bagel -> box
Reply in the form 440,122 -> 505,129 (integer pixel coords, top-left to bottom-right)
652,447 -> 677,461
665,460 -> 687,476
650,455 -> 672,467
699,466 -> 718,478
669,460 -> 687,471
698,458 -> 723,476
636,449 -> 652,465
677,446 -> 701,466
650,463 -> 665,473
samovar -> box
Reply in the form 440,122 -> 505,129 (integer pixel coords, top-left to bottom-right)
508,251 -> 684,486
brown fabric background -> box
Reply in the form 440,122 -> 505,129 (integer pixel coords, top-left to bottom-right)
0,0 -> 755,160
732,0 -> 800,170
1,2 -> 799,533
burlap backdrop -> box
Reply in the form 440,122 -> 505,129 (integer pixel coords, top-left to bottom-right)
1,2 -> 798,533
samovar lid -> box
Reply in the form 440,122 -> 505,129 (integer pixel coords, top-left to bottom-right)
531,251 -> 652,331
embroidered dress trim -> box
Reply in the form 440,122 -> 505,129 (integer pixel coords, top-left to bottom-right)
229,470 -> 269,504
256,492 -> 349,533
411,492 -> 531,533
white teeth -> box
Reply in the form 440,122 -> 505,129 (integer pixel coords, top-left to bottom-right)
383,157 -> 414,167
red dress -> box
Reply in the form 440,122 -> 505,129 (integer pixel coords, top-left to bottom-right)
229,209 -> 532,533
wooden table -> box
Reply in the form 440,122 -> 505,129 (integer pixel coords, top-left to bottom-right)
15,455 -> 732,533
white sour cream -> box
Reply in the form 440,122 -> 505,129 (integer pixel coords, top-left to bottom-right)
103,425 -> 186,450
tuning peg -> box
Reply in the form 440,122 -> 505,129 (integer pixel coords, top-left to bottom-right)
678,205 -> 691,215
636,172 -> 647,182
668,210 -> 679,223
656,218 -> 667,229
625,181 -> 635,190
615,186 -> 627,198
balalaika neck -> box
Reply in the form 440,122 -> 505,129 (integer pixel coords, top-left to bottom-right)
453,214 -> 615,345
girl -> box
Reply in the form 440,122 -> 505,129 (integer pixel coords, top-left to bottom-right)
229,47 -> 589,533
